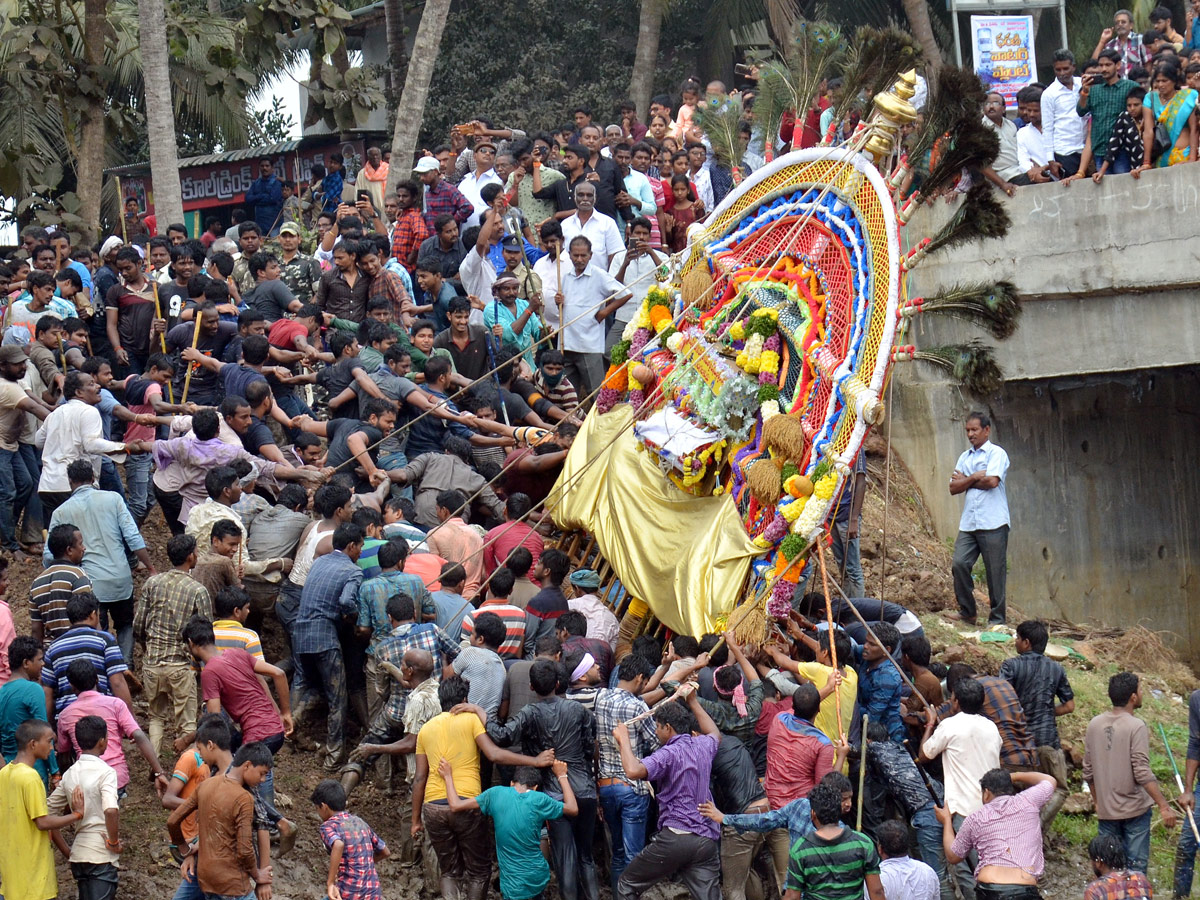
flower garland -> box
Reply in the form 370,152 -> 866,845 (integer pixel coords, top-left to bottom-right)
678,438 -> 727,488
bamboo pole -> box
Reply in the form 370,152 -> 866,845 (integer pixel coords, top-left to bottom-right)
180,316 -> 203,404
150,276 -> 175,403
817,542 -> 844,738
856,713 -> 869,829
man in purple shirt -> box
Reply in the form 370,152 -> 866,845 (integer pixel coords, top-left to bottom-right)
612,682 -> 721,900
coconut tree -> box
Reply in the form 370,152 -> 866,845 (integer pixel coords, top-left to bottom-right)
386,0 -> 453,192
136,0 -> 185,228
629,0 -> 670,121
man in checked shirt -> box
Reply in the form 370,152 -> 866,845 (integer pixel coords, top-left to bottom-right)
936,769 -> 1058,900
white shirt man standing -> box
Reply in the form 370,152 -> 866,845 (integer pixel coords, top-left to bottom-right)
607,218 -> 663,357
556,235 -> 631,401
458,138 -> 503,229
919,678 -> 1002,900
1041,49 -> 1085,176
946,411 -> 1010,626
561,183 -> 625,271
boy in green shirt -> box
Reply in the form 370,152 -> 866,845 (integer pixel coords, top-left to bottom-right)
441,758 -> 577,900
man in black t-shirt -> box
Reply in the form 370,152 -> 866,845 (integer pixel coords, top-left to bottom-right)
158,242 -> 208,329
316,331 -> 389,419
294,397 -> 397,491
432,295 -> 491,382
243,251 -> 301,322
165,301 -> 238,404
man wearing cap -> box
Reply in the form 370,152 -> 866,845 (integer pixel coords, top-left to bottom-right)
414,155 -> 473,233
498,233 -> 543,303
567,570 -> 620,650
458,138 -> 504,230
277,222 -> 323,305
561,183 -> 625,271
484,271 -> 543,368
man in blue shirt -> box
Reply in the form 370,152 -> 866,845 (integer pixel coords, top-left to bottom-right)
858,622 -> 905,744
43,460 -> 157,664
948,411 -> 1011,625
831,450 -> 868,598
244,158 -> 284,235
292,522 -> 364,770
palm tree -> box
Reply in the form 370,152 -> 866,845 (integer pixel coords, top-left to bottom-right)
385,0 -> 453,192
136,0 -> 185,229
629,0 -> 669,121
900,0 -> 943,72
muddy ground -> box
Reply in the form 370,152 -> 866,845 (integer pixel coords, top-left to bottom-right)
3,437 -> 1141,898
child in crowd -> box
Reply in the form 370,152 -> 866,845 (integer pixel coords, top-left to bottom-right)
312,780 -> 389,900
1094,87 -> 1146,182
48,715 -> 122,900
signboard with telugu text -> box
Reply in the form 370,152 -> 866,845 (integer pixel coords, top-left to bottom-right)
130,140 -> 364,214
970,15 -> 1036,108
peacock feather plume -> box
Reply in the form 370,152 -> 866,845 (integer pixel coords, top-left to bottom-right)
833,25 -> 925,123
920,118 -> 1001,197
911,340 -> 1005,394
907,66 -> 988,166
922,182 -> 1011,257
754,19 -> 847,152
692,96 -> 745,169
904,281 -> 1022,339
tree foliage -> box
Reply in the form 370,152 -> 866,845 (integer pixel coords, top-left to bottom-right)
420,0 -> 699,147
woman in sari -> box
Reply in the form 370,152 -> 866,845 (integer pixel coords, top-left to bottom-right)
1140,62 -> 1198,169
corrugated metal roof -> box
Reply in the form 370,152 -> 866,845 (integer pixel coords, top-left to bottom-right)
104,139 -> 304,176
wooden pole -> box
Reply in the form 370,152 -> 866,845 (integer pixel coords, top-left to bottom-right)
816,542 -> 844,739
1158,722 -> 1200,841
56,335 -> 68,376
115,176 -> 128,243
150,277 -> 175,403
180,316 -> 202,404
856,712 -> 869,829
555,244 -> 564,352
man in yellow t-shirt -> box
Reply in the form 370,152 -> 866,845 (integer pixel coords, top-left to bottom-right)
411,675 -> 556,900
766,629 -> 858,765
0,719 -> 84,900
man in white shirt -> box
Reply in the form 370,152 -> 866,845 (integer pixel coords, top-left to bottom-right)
533,222 -> 564,336
947,411 -> 1011,625
614,144 -> 657,228
458,138 -> 503,229
981,93 -> 1023,196
607,218 -> 663,357
919,678 -> 1001,900
876,819 -> 939,900
1041,49 -> 1085,177
556,234 -> 632,400
1015,85 -> 1055,183
36,371 -> 140,521
562,183 -> 625,271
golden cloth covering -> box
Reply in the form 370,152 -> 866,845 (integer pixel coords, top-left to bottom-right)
549,405 -> 761,635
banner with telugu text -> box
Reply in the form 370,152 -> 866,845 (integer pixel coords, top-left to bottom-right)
971,15 -> 1037,108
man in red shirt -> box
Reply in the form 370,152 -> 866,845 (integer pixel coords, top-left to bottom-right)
764,682 -> 849,808
482,492 -> 544,577
390,180 -> 432,273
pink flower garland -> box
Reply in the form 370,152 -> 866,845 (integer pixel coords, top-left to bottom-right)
767,580 -> 795,617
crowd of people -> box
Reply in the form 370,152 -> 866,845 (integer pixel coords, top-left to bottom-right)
978,7 -> 1200,191
0,32 -> 1192,900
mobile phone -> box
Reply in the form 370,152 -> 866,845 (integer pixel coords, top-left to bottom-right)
357,191 -> 371,203
735,63 -> 754,75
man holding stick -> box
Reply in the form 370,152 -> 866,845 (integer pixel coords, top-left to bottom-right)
612,682 -> 721,900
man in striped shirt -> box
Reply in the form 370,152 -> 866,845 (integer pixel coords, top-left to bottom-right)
212,586 -> 265,661
784,780 -> 885,900
30,524 -> 92,646
42,592 -> 134,718
937,769 -> 1057,899
458,568 -> 535,660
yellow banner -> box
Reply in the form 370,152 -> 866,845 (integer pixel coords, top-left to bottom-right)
550,405 -> 762,635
